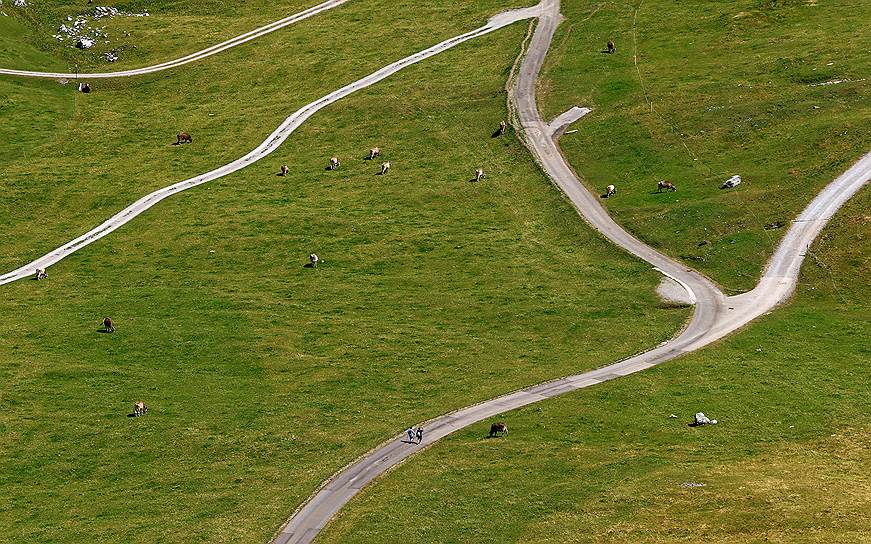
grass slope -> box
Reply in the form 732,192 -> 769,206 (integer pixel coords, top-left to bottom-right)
538,0 -> 871,292
315,187 -> 870,544
3,0 -> 317,71
0,16 -> 71,163
0,3 -> 688,542
0,0 -> 526,272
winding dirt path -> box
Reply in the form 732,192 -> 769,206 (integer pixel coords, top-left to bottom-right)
0,0 -> 352,79
269,1 -> 870,542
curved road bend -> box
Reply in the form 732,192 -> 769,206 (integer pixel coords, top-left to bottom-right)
0,3 -> 546,287
271,1 -> 870,542
0,0 -> 352,79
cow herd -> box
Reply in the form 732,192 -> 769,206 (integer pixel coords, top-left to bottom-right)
99,113 -> 683,423
602,180 -> 678,199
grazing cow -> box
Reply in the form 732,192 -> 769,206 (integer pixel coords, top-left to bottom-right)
35,268 -> 48,280
328,156 -> 340,170
607,40 -> 616,54
368,147 -> 381,160
605,184 -> 616,197
475,168 -> 485,182
279,164 -> 289,176
657,180 -> 677,192
379,161 -> 391,175
488,422 -> 508,437
103,317 -> 115,333
78,82 -> 91,93
309,253 -> 319,268
176,131 -> 192,144
498,120 -> 507,135
133,401 -> 148,417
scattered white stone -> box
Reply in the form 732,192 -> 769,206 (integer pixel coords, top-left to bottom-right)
809,78 -> 866,87
54,5 -> 149,60
721,175 -> 742,189
93,6 -> 120,19
681,482 -> 707,488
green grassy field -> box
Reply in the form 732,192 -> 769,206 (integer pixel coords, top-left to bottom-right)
316,187 -> 870,544
538,0 -> 871,292
0,2 -> 690,542
2,0 -> 868,542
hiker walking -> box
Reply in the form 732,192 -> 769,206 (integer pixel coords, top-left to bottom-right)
416,427 -> 424,444
405,427 -> 415,442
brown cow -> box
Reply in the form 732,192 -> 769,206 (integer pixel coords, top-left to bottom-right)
176,131 -> 192,144
475,168 -> 485,182
279,164 -> 289,177
607,40 -> 616,54
328,156 -> 340,170
103,317 -> 115,333
133,401 -> 148,417
657,180 -> 677,192
488,422 -> 508,437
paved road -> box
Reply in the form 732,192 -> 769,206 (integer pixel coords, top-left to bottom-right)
270,1 -> 870,542
0,0 -> 352,79
0,3 -> 545,286
3,0 -> 867,541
